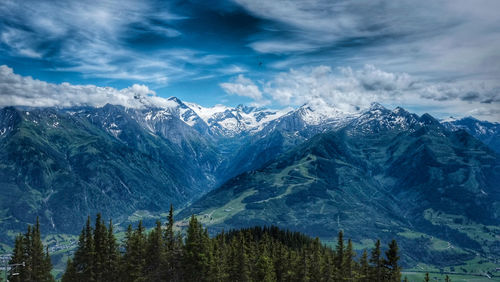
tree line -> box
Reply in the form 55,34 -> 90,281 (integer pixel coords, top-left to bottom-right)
6,205 -> 420,281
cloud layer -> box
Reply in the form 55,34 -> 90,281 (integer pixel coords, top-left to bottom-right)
219,74 -> 264,103
221,65 -> 500,120
0,0 -> 499,121
0,0 -> 225,85
0,65 -> 175,108
236,0 -> 500,84
1,64 -> 498,121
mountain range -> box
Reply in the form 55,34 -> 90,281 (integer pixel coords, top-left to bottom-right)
180,104 -> 500,265
0,98 -> 291,236
1,98 -> 499,268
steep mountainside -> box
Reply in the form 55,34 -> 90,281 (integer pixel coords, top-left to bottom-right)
0,99 -> 291,237
180,111 -> 500,266
0,105 -> 221,236
218,102 -> 357,180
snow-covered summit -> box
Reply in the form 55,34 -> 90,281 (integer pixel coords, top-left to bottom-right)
441,116 -> 500,152
346,103 -> 424,134
295,101 -> 353,126
185,101 -> 289,136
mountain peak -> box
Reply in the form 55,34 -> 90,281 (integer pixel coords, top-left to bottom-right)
461,116 -> 480,122
419,113 -> 441,126
295,101 -> 351,126
102,103 -> 125,111
392,106 -> 409,115
236,104 -> 256,114
167,96 -> 183,104
369,102 -> 386,111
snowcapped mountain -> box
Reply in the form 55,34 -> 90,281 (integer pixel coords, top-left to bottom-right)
442,116 -> 500,153
295,101 -> 354,126
185,101 -> 289,137
258,101 -> 427,139
345,103 -> 431,134
85,95 -> 290,138
2,98 -> 499,273
180,103 -> 500,267
1,97 -> 498,238
257,102 -> 354,139
220,101 -> 460,182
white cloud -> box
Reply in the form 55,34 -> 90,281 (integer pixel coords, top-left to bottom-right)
2,64 -> 499,121
0,27 -> 43,58
220,74 -> 264,101
0,65 -> 176,108
0,0 -> 223,85
218,65 -> 248,75
220,64 -> 500,121
249,41 -> 318,54
236,0 -> 500,87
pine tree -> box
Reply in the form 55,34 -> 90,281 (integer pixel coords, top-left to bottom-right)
165,204 -> 175,251
335,231 -> 344,270
69,216 -> 97,282
321,250 -> 335,282
334,230 -> 344,280
383,239 -> 401,282
121,224 -> 134,282
103,219 -> 119,282
370,239 -> 383,282
123,221 -> 147,282
93,214 -> 107,281
309,238 -> 324,282
255,254 -> 276,282
164,204 -> 183,281
145,220 -> 165,281
31,218 -> 46,280
82,216 -> 95,281
210,235 -> 228,282
252,234 -> 276,282
22,225 -> 33,281
274,243 -> 288,282
61,258 -> 77,282
184,215 -> 211,281
8,234 -> 24,282
230,233 -> 251,282
72,226 -> 87,281
43,246 -> 55,282
9,218 -> 54,282
359,250 -> 370,282
285,250 -> 299,282
296,249 -> 310,282
343,238 -> 356,280
29,218 -> 54,282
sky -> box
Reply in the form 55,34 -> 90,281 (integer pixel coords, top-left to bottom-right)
0,0 -> 499,121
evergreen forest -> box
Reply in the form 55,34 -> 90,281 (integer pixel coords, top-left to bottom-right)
6,206 -> 412,282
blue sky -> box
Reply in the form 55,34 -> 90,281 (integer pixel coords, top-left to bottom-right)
1,0 -> 499,121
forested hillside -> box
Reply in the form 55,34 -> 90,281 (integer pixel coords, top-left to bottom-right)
6,211 -> 403,282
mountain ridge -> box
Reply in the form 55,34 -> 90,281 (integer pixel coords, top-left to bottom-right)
1,99 -> 499,244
